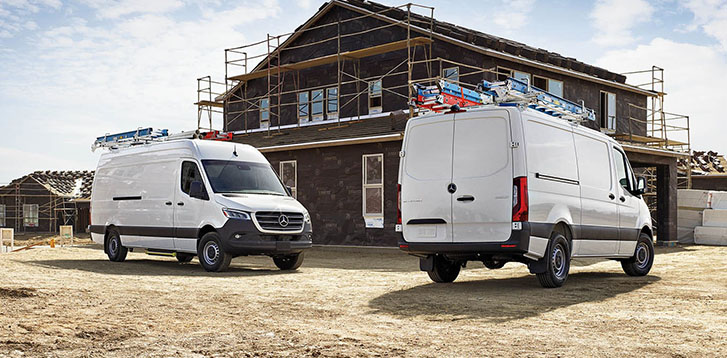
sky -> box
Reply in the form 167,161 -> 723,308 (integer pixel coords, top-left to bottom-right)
0,0 -> 726,184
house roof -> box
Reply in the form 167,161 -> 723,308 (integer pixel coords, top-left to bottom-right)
2,170 -> 95,200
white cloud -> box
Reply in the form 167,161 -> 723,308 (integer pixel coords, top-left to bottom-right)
595,38 -> 727,154
492,0 -> 536,32
681,0 -> 727,50
589,0 -> 654,47
0,0 -> 60,38
78,0 -> 184,19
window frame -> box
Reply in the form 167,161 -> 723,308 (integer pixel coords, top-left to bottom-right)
23,203 -> 38,228
260,97 -> 270,129
298,92 -> 309,123
443,66 -> 459,82
513,70 -> 531,84
279,160 -> 298,198
600,91 -> 617,131
326,87 -> 338,119
0,204 -> 5,227
612,147 -> 634,192
362,153 -> 384,218
533,75 -> 564,97
180,160 -> 207,199
368,80 -> 382,114
311,89 -> 324,121
496,66 -> 514,81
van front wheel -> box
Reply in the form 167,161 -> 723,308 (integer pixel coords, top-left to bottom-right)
536,233 -> 570,288
273,253 -> 304,270
197,232 -> 232,272
427,255 -> 461,283
621,233 -> 654,276
105,229 -> 127,262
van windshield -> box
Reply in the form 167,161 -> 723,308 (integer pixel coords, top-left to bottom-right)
201,160 -> 287,196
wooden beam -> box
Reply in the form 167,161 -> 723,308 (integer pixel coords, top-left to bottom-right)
228,37 -> 433,82
195,100 -> 224,108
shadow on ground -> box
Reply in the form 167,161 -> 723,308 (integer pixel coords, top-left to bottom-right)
25,258 -> 296,278
368,272 -> 660,323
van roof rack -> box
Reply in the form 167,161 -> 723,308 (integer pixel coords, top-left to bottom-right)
92,128 -> 234,152
410,77 -> 596,122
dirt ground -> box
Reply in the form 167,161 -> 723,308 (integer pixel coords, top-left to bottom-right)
1,244 -> 726,357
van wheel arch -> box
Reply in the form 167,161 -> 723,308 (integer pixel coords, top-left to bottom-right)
641,226 -> 653,239
552,222 -> 573,248
198,225 -> 217,244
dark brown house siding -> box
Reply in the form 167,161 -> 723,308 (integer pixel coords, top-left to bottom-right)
265,141 -> 402,246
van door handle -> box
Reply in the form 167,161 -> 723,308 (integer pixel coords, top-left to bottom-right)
177,202 -> 185,206
619,196 -> 626,202
608,193 -> 615,200
457,195 -> 475,202
165,201 -> 172,206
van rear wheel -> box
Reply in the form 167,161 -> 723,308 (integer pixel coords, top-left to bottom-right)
273,253 -> 304,270
427,255 -> 461,283
197,232 -> 232,272
536,233 -> 570,288
105,229 -> 127,262
621,233 -> 654,276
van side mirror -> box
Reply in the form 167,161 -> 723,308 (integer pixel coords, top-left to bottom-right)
189,181 -> 209,200
633,176 -> 647,195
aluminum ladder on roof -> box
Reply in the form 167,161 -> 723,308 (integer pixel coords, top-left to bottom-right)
410,77 -> 596,122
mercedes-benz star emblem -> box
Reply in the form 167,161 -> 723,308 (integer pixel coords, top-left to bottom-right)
447,183 -> 457,194
278,214 -> 290,227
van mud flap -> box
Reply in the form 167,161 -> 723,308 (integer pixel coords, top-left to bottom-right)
527,256 -> 548,274
419,256 -> 434,271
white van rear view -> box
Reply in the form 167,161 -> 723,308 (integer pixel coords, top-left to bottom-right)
90,139 -> 312,272
397,106 -> 654,287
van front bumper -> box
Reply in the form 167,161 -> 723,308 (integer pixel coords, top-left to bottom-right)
398,222 -> 539,256
217,219 -> 312,256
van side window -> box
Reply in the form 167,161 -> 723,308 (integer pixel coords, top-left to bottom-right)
181,161 -> 203,195
612,148 -> 631,191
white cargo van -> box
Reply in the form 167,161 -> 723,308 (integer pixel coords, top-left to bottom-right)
397,106 -> 654,287
90,138 -> 312,272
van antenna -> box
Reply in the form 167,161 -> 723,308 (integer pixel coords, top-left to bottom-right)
233,144 -> 238,157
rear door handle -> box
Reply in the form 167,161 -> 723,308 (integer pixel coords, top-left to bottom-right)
177,202 -> 185,206
457,195 -> 475,202
165,201 -> 172,206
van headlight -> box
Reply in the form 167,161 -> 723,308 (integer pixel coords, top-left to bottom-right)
303,211 -> 311,223
222,208 -> 251,220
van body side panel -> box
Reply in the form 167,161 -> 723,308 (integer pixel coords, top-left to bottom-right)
522,115 -> 580,229
573,130 -> 620,256
401,114 -> 455,243
451,110 -> 513,243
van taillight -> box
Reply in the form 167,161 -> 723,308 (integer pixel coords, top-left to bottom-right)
397,184 -> 402,225
512,176 -> 528,222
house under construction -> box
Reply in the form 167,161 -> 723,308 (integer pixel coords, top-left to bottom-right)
195,0 -> 691,246
0,171 -> 94,234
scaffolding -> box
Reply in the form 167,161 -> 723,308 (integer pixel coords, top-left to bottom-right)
196,2 -> 437,134
0,180 -> 82,234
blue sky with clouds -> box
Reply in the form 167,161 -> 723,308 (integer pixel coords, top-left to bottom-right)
1,0 -> 726,183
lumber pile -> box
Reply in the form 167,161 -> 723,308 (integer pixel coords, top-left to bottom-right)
679,189 -> 727,245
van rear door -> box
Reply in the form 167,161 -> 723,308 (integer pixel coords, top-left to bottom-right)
451,110 -> 513,243
401,114 -> 455,243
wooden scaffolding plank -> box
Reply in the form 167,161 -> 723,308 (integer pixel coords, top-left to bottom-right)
195,100 -> 224,108
228,37 -> 433,82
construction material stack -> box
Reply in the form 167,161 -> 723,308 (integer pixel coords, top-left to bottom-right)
678,189 -> 727,245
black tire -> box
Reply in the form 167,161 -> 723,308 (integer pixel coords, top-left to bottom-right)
105,229 -> 128,262
621,233 -> 654,276
483,258 -> 506,269
176,253 -> 194,263
536,233 -> 570,288
197,232 -> 232,272
273,253 -> 304,270
427,255 -> 461,283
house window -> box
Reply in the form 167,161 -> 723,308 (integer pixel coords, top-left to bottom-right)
369,80 -> 382,114
513,70 -> 531,83
279,160 -> 297,198
326,87 -> 338,119
311,89 -> 324,121
534,76 -> 564,97
600,91 -> 616,130
362,154 -> 384,217
298,92 -> 309,123
496,66 -> 513,81
443,67 -> 459,82
260,98 -> 270,129
0,204 -> 5,226
23,204 -> 38,227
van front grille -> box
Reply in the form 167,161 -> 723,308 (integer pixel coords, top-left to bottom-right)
254,211 -> 304,231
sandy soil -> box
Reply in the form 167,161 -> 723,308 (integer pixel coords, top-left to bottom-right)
0,244 -> 726,357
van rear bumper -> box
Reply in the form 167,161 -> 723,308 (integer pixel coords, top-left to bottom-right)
398,222 -> 531,256
218,219 -> 313,256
